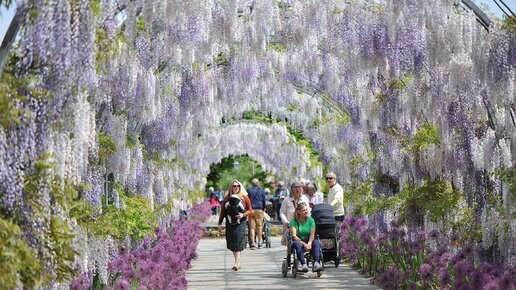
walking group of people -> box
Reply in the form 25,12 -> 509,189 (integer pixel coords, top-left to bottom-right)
215,172 -> 345,272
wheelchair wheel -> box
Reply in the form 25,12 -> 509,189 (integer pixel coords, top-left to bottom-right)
292,265 -> 297,278
281,259 -> 288,277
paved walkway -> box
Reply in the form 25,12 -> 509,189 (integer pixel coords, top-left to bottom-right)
187,236 -> 380,290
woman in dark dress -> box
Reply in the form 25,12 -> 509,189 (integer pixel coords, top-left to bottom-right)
218,180 -> 252,271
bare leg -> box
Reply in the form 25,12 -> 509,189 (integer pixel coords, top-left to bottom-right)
233,251 -> 241,268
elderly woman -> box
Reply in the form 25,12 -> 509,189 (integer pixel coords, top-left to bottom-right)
280,181 -> 309,245
218,180 -> 252,271
290,202 -> 323,272
305,182 -> 324,209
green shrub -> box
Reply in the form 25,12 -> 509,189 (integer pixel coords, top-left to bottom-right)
0,217 -> 44,289
399,177 -> 462,225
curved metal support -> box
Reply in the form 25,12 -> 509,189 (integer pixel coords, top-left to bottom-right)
460,0 -> 492,31
290,82 -> 348,118
0,7 -> 20,75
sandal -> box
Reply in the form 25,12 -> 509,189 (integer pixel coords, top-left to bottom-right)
232,265 -> 238,271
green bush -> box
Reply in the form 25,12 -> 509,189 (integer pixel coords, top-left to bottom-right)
399,177 -> 462,225
0,217 -> 44,289
86,189 -> 157,240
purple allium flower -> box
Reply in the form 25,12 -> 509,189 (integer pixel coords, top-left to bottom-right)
417,230 -> 426,241
462,243 -> 474,257
407,282 -> 417,290
114,278 -> 131,290
483,279 -> 500,290
480,262 -> 495,275
453,277 -> 466,290
389,230 -> 400,242
454,262 -> 472,279
453,251 -> 466,264
419,263 -> 433,280
439,252 -> 452,267
69,271 -> 92,290
470,270 -> 483,289
499,271 -> 515,290
429,229 -> 439,239
438,268 -> 451,287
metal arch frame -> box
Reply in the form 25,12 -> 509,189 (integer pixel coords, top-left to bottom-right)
459,0 -> 492,31
0,7 -> 20,75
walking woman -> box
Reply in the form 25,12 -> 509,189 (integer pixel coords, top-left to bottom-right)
217,180 -> 252,271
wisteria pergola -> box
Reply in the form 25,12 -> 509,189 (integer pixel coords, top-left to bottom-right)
0,0 -> 514,288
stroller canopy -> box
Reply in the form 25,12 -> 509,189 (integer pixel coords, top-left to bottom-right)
311,204 -> 336,226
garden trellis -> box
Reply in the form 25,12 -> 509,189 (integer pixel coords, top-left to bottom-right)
0,0 -> 514,288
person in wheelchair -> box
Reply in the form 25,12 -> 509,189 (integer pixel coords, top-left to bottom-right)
289,202 -> 323,272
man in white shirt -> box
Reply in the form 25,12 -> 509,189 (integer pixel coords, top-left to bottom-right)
325,171 -> 344,222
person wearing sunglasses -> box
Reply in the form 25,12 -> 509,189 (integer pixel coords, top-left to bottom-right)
218,180 -> 252,271
280,181 -> 310,245
289,202 -> 323,272
325,172 -> 344,222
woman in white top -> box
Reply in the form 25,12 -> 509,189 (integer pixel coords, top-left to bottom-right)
280,181 -> 310,245
305,182 -> 324,209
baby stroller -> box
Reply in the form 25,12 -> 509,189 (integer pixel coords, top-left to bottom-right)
246,212 -> 272,248
281,234 -> 323,278
265,200 -> 275,220
262,212 -> 272,248
311,204 -> 340,267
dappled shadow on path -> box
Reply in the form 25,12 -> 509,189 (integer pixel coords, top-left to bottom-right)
187,236 -> 380,290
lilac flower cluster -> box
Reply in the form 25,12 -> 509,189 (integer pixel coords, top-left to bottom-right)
81,170 -> 103,206
340,216 -> 515,290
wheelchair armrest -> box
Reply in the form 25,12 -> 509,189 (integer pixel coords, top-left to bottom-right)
286,233 -> 293,243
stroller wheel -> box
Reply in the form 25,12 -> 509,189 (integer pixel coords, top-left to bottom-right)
266,240 -> 271,248
292,265 -> 297,278
317,270 -> 322,277
335,258 -> 340,268
281,259 -> 288,277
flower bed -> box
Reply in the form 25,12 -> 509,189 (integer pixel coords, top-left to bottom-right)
70,200 -> 211,290
340,216 -> 515,290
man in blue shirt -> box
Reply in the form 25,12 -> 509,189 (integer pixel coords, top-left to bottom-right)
247,178 -> 266,249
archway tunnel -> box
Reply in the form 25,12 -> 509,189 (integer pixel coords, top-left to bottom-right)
0,0 -> 515,288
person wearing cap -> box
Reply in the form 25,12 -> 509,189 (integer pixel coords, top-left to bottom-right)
272,181 -> 289,220
325,171 -> 344,221
246,178 -> 266,249
279,181 -> 310,245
